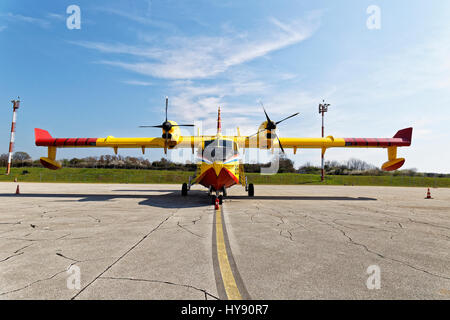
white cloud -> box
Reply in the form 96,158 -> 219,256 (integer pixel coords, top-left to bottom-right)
72,16 -> 319,80
0,26 -> 7,32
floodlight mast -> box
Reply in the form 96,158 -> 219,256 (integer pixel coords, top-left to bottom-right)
6,98 -> 20,175
319,100 -> 330,182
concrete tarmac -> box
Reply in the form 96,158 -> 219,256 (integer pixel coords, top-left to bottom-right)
0,182 -> 449,299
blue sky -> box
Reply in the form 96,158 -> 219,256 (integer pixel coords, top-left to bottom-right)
1,0 -> 450,172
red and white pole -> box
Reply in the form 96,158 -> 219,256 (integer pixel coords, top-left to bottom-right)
6,99 -> 20,175
321,111 -> 324,181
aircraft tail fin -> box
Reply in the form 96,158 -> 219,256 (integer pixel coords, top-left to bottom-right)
217,107 -> 221,135
393,127 -> 413,144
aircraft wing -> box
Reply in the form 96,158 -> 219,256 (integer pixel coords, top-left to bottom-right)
34,128 -> 216,169
35,127 -> 412,171
242,127 -> 413,171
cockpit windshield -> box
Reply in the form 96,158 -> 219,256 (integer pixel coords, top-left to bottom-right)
199,139 -> 238,162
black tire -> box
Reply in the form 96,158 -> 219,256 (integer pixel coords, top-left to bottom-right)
248,183 -> 254,197
218,195 -> 223,204
222,187 -> 227,197
181,183 -> 188,196
211,195 -> 217,205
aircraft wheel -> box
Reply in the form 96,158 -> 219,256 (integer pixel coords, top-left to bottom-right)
181,183 -> 188,196
211,195 -> 217,205
218,195 -> 223,204
248,183 -> 254,197
222,187 -> 227,197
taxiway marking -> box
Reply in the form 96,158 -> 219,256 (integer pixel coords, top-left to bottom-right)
215,207 -> 242,300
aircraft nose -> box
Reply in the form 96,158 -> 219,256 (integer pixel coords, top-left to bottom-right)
212,162 -> 223,176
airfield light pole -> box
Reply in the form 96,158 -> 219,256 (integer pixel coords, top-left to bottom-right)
319,100 -> 330,182
6,98 -> 20,175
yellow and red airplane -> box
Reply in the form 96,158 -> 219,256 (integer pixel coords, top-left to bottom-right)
35,97 -> 412,203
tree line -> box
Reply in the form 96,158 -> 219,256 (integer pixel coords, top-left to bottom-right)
1,152 -> 447,177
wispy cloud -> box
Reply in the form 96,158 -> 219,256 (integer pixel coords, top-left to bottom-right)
2,13 -> 51,29
122,79 -> 153,86
0,26 -> 7,32
72,15 -> 320,80
96,7 -> 176,32
46,13 -> 65,21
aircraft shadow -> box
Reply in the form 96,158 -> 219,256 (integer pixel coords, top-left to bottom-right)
0,191 -> 210,209
227,195 -> 377,201
0,192 -> 376,210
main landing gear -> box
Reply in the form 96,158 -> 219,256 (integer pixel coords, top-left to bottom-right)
245,177 -> 254,197
247,183 -> 254,197
181,176 -> 194,196
181,183 -> 188,196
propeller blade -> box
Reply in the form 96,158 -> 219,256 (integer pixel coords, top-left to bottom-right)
165,96 -> 168,122
276,135 -> 285,154
259,101 -> 272,122
248,128 -> 266,138
276,112 -> 299,125
263,107 -> 271,123
164,135 -> 168,154
139,125 -> 164,128
172,124 -> 195,127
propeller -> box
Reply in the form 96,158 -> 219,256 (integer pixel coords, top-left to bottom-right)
139,97 -> 194,153
250,102 -> 299,153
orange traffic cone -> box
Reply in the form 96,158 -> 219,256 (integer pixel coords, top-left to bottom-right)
425,188 -> 432,199
214,197 -> 220,210
15,185 -> 20,195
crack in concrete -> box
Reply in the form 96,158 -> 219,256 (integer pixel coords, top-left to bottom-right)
191,216 -> 202,225
0,262 -> 78,297
176,221 -> 204,238
87,215 -> 101,223
14,243 -> 34,253
279,229 -> 294,241
56,252 -> 80,263
0,251 -> 24,263
71,213 -> 174,300
306,214 -> 450,281
0,221 -> 22,225
407,218 -> 450,231
99,276 -> 219,300
2,233 -> 72,242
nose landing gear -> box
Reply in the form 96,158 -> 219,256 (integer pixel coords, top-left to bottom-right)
211,193 -> 223,205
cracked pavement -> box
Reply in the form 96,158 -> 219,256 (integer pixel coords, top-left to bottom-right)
0,182 -> 449,299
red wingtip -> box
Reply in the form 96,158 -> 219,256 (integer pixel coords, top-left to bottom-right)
34,128 -> 53,146
393,127 -> 413,143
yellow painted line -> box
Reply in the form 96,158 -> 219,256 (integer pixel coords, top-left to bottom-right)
215,208 -> 242,300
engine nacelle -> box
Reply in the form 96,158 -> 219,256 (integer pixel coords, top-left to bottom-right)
256,121 -> 275,149
164,120 -> 182,148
